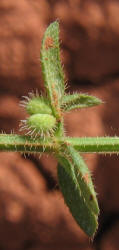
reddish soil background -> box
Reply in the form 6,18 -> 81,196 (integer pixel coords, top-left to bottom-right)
0,1 -> 119,249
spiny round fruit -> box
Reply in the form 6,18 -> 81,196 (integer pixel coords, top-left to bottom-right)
27,114 -> 56,135
26,97 -> 52,115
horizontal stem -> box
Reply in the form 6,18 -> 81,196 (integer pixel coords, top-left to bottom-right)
66,137 -> 119,153
0,134 -> 119,154
0,134 -> 59,153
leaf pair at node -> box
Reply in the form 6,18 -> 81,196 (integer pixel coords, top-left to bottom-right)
19,21 -> 102,237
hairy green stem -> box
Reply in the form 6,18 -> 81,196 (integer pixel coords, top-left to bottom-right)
0,134 -> 119,154
0,134 -> 59,153
66,137 -> 119,153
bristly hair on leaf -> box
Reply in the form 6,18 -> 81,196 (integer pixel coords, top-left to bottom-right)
40,21 -> 65,120
62,93 -> 102,111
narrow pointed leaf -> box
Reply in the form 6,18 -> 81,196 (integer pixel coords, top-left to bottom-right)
65,146 -> 99,215
62,93 -> 102,111
40,21 -> 65,119
57,150 -> 98,237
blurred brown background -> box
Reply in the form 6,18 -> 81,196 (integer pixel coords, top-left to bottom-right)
0,0 -> 119,249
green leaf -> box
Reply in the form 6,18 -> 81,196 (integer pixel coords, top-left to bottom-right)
66,146 -> 99,215
40,21 -> 65,119
62,93 -> 102,111
57,145 -> 99,237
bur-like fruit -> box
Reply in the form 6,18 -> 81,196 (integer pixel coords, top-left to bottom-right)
26,97 -> 52,115
27,114 -> 56,135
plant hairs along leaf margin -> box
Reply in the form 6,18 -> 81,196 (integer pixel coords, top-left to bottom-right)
40,21 -> 65,120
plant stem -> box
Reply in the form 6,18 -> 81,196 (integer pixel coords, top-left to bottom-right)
0,134 -> 59,153
66,137 -> 119,153
0,134 -> 119,154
